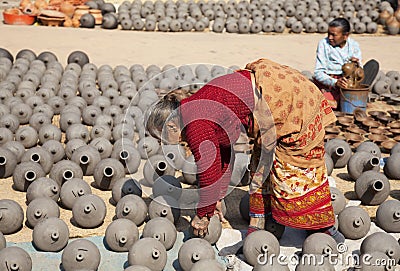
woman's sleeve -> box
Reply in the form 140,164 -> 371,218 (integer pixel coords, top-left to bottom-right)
314,39 -> 337,88
184,119 -> 223,218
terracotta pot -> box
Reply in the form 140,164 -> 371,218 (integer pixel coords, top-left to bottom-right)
379,9 -> 391,25
386,16 -> 400,35
60,1 -> 75,18
73,5 -> 89,20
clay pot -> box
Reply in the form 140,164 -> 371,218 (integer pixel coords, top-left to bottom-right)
384,152 -> 400,179
137,136 -> 160,159
61,239 -> 101,271
295,254 -> 335,271
49,159 -> 84,186
105,218 -> 139,252
152,175 -> 182,201
21,146 -> 53,174
67,51 -> 89,68
302,232 -> 338,256
79,13 -> 96,28
128,238 -> 167,271
148,195 -> 180,224
142,217 -> 177,250
0,146 -> 17,178
26,176 -> 60,204
60,1 -> 75,18
356,141 -> 381,158
38,124 -> 62,144
71,145 -> 101,176
0,127 -> 13,146
189,214 -> 222,245
72,194 -> 107,228
379,9 -> 392,25
111,177 -> 142,204
178,238 -> 215,271
89,137 -> 112,159
33,217 -> 69,252
3,141 -> 25,163
325,153 -> 334,176
376,200 -> 400,233
111,141 -> 141,174
181,154 -> 198,185
93,158 -> 125,190
338,206 -> 370,240
0,247 -> 32,271
0,232 -> 5,250
355,171 -> 390,205
386,16 -> 400,35
102,13 -> 119,29
0,113 -> 20,133
161,144 -> 187,171
60,178 -> 92,210
115,194 -> 148,226
42,140 -> 65,163
356,251 -> 395,271
13,161 -> 46,192
0,199 -> 24,234
124,266 -> 152,271
360,232 -> 400,264
89,9 -> 103,25
143,154 -> 176,186
66,123 -> 90,143
325,138 -> 352,168
329,186 -> 347,215
347,151 -> 380,181
11,102 -> 33,124
243,230 -> 280,266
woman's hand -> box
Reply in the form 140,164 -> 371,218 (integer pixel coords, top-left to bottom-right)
335,77 -> 348,89
191,215 -> 210,238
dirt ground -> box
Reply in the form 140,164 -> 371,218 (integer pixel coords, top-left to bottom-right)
1,22 -> 400,244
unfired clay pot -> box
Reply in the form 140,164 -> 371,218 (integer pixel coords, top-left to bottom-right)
330,186 -> 347,215
243,230 -> 280,266
355,170 -> 390,205
128,237 -> 167,271
26,176 -> 60,204
148,195 -> 180,224
178,238 -> 215,271
21,146 -> 53,174
111,177 -> 142,204
124,265 -> 152,271
0,146 -> 17,178
32,217 -> 69,252
302,232 -> 338,256
49,159 -> 84,186
356,141 -> 382,157
61,239 -> 101,271
355,251 -> 395,271
0,232 -> 5,250
190,259 -> 225,271
111,143 -> 141,174
295,254 -> 335,271
152,175 -> 182,201
338,206 -> 371,240
93,158 -> 125,190
325,153 -> 334,176
360,232 -> 400,264
59,177 -> 92,210
384,152 -> 400,179
70,145 -> 101,176
325,138 -> 352,168
0,246 -> 32,271
189,214 -> 222,245
142,217 -> 177,250
376,200 -> 400,233
72,194 -> 107,228
115,194 -> 148,226
143,154 -> 176,186
347,151 -> 380,180
0,199 -> 24,234
26,197 -> 60,228
13,161 -> 46,192
105,218 -> 139,252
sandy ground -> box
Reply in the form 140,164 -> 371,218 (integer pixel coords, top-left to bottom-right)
1,22 -> 400,270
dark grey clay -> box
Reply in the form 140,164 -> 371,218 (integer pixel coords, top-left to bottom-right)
347,151 -> 380,181
61,239 -> 101,271
376,200 -> 400,233
71,145 -> 101,176
89,137 -> 113,159
302,232 -> 338,256
32,217 -> 69,252
143,154 -> 176,186
111,143 -> 141,174
21,146 -> 54,174
384,152 -> 400,180
338,206 -> 370,240
329,186 -> 347,215
115,194 -> 148,226
111,177 -> 142,204
105,218 -> 139,252
355,251 -> 396,271
325,138 -> 352,168
0,231 -> 5,250
26,177 -> 60,204
15,126 -> 38,148
137,135 -> 160,159
152,175 -> 182,201
64,138 -> 86,159
42,140 -> 65,163
13,161 -> 46,191
3,140 -> 25,163
93,158 -> 125,190
0,246 -> 32,271
0,199 -> 24,234
190,259 -> 225,271
243,230 -> 280,266
128,238 -> 167,271
26,197 -> 60,228
325,153 -> 334,176
0,146 -> 17,178
178,238 -> 215,271
59,178 -> 92,210
355,170 -> 390,205
50,159 -> 84,186
356,141 -> 382,158
148,195 -> 180,224
189,214 -> 222,245
360,232 -> 400,264
72,194 -> 107,228
142,217 -> 177,250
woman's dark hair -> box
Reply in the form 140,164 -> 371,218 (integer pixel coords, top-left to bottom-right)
329,18 -> 351,34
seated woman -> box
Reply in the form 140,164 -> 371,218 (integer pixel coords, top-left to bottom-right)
146,58 -> 345,244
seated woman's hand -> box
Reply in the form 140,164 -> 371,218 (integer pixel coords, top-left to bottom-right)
335,77 -> 348,89
191,215 -> 210,238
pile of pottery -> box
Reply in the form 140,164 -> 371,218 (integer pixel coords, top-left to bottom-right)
372,70 -> 400,102
378,2 -> 400,35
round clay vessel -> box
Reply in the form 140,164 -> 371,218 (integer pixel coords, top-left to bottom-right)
105,218 -> 139,252
60,177 -> 92,210
329,186 -> 347,215
338,206 -> 370,240
42,140 -> 65,163
355,171 -> 390,205
189,214 -> 222,245
111,143 -> 141,174
161,144 -> 187,171
71,145 -> 101,176
128,237 -> 167,271
143,154 -> 176,186
115,194 -> 148,226
137,136 -> 160,159
21,146 -> 53,174
178,238 -> 215,271
49,159 -> 84,186
26,197 -> 60,228
376,200 -> 400,233
72,194 -> 107,228
32,217 -> 69,252
0,199 -> 24,234
152,175 -> 182,201
67,51 -> 89,68
190,259 -> 225,271
0,246 -> 32,271
356,251 -> 395,271
26,176 -> 60,204
142,217 -> 177,250
295,254 -> 335,271
148,195 -> 180,224
325,138 -> 352,168
302,232 -> 338,256
61,239 -> 101,271
124,265 -> 152,271
93,158 -> 125,190
360,232 -> 400,264
111,177 -> 142,204
15,126 -> 38,148
356,141 -> 382,157
0,146 -> 17,178
325,153 -> 334,176
243,230 -> 280,266
0,231 -> 5,250
12,161 -> 46,192
347,151 -> 380,181
384,152 -> 400,179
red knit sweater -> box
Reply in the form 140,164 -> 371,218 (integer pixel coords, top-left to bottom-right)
180,70 -> 254,218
